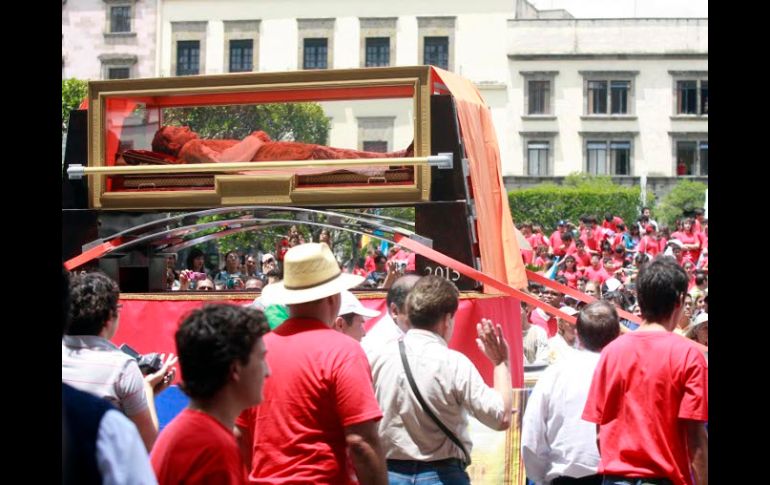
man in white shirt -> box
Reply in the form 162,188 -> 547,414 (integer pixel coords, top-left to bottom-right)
521,301 -> 549,366
546,306 -> 580,365
522,301 -> 620,484
369,275 -> 513,484
61,269 -> 157,485
361,274 -> 419,355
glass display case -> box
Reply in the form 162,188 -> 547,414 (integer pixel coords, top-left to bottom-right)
84,66 -> 435,209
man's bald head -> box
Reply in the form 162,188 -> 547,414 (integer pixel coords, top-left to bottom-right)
386,274 -> 420,312
386,274 -> 420,332
576,300 -> 620,352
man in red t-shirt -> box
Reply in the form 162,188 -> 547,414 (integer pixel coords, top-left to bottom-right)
573,239 -> 593,270
582,257 -> 708,485
151,304 -> 271,484
602,213 -> 624,233
549,220 -> 567,255
584,254 -> 610,286
235,243 -> 387,485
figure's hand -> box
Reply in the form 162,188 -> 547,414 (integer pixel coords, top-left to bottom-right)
145,353 -> 179,395
179,270 -> 192,290
476,319 -> 509,366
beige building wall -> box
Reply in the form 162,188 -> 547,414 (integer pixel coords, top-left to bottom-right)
63,0 -> 158,80
506,18 -> 707,178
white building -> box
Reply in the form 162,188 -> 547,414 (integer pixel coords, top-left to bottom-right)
62,0 -> 707,193
62,0 -> 159,80
505,17 -> 708,191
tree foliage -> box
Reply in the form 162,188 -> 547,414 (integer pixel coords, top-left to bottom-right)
162,103 -> 330,144
508,173 -> 643,232
655,180 -> 707,226
62,78 -> 88,133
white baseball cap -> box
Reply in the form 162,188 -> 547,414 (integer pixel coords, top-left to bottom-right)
559,306 -> 579,317
262,253 -> 276,263
338,290 -> 381,319
605,277 -> 622,293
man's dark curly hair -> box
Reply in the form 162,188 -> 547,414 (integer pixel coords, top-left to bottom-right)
67,272 -> 120,336
176,304 -> 270,400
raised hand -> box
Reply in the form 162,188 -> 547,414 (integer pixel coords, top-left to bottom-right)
476,319 -> 509,366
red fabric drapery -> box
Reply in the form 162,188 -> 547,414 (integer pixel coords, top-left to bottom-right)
115,294 -> 523,388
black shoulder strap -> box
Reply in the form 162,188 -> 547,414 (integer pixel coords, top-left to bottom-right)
398,339 -> 471,466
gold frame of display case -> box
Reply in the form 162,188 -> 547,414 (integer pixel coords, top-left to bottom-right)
87,66 -> 433,210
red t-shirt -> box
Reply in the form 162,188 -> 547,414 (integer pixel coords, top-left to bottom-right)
236,318 -> 383,484
558,268 -> 582,289
364,256 -> 376,274
602,216 -> 624,233
549,231 -> 563,253
637,235 -> 661,257
693,219 -> 702,234
591,226 -> 605,251
530,308 -> 558,337
389,249 -> 416,271
529,234 -> 549,251
584,265 -> 610,285
583,332 -> 708,485
675,232 -> 702,262
151,408 -> 248,485
574,250 -> 592,269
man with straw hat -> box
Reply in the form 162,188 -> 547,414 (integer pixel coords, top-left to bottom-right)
235,243 -> 387,485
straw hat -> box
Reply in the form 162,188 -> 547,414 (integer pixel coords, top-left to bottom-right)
269,243 -> 364,305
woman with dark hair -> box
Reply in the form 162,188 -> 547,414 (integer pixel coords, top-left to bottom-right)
214,250 -> 245,290
558,255 -> 582,289
672,218 -> 702,263
185,248 -> 209,274
180,248 -> 210,290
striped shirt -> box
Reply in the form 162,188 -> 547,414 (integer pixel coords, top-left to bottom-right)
62,335 -> 148,416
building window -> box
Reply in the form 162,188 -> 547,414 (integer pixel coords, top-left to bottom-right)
587,80 -> 630,115
223,20 -> 259,74
528,81 -> 550,115
677,79 -> 708,115
363,141 -> 388,153
176,40 -> 200,76
587,140 -> 631,175
303,38 -> 328,69
229,39 -> 253,72
581,72 -> 637,116
424,36 -> 449,70
358,117 -> 395,152
365,37 -> 390,67
610,81 -> 630,114
108,67 -> 130,79
587,81 -> 607,114
359,18 -> 396,68
110,6 -> 131,33
527,141 -> 549,176
676,140 -> 708,176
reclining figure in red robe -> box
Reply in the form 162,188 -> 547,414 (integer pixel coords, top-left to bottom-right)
150,125 -> 412,164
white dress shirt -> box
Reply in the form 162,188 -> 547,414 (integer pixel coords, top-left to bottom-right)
521,348 -> 602,484
97,410 -> 158,485
368,329 -> 506,461
361,313 -> 403,356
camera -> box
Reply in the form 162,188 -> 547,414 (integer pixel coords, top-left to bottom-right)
191,272 -> 208,281
394,260 -> 407,272
120,344 -> 163,375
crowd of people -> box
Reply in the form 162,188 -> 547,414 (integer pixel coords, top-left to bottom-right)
63,205 -> 708,485
518,207 -> 709,367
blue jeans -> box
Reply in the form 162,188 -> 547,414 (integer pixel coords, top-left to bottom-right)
387,459 -> 470,485
602,477 -> 673,485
